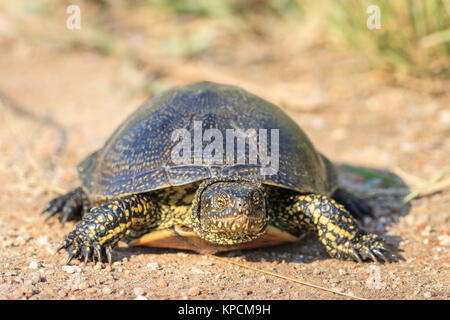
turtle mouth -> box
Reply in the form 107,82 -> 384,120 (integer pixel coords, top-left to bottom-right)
209,215 -> 266,233
197,215 -> 268,245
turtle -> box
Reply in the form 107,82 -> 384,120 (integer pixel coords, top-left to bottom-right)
42,81 -> 397,264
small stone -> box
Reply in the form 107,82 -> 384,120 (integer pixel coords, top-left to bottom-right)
102,287 -> 112,295
28,261 -> 41,270
79,281 -> 90,290
198,257 -> 213,266
437,235 -> 450,246
313,268 -> 324,275
147,262 -> 160,270
242,289 -> 252,295
271,288 -> 281,295
58,290 -> 67,298
338,269 -> 347,276
37,236 -> 49,246
188,286 -> 200,296
62,266 -> 76,274
350,280 -> 359,286
157,278 -> 168,288
424,292 -> 432,298
87,288 -> 98,294
243,278 -> 253,285
134,287 -> 145,296
190,267 -> 204,275
93,263 -> 103,270
30,272 -> 42,284
23,290 -> 34,298
135,295 -> 147,300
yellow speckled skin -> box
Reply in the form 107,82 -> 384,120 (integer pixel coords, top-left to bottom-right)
43,82 -> 396,264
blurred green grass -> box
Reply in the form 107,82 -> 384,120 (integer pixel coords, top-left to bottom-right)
148,0 -> 450,76
327,0 -> 450,76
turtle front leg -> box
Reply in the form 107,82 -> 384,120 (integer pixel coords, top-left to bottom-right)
57,194 -> 157,264
292,194 -> 396,263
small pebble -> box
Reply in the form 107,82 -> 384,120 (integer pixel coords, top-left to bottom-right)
62,266 -> 76,274
424,292 -> 432,298
157,278 -> 168,288
271,288 -> 281,295
102,287 -> 112,295
87,288 -> 98,294
147,262 -> 160,270
242,289 -> 252,295
313,268 -> 323,275
37,236 -> 49,246
135,295 -> 147,300
190,267 -> 204,275
188,286 -> 200,296
93,263 -> 103,270
30,272 -> 42,284
28,261 -> 41,270
23,290 -> 34,298
79,281 -> 90,290
134,287 -> 145,296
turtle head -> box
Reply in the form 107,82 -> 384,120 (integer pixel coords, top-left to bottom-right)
192,178 -> 268,245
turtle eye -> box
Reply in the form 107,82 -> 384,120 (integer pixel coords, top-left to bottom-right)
214,194 -> 228,209
252,191 -> 261,207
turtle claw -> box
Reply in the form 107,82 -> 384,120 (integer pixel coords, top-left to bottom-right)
41,187 -> 88,224
350,249 -> 363,263
367,251 -> 378,263
58,236 -> 115,265
94,246 -> 102,262
337,232 -> 401,264
65,252 -> 76,265
105,245 -> 113,265
56,216 -> 117,265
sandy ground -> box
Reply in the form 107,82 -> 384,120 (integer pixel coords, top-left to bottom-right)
0,3 -> 449,300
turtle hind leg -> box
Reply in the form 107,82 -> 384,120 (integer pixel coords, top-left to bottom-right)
332,188 -> 373,221
42,187 -> 90,225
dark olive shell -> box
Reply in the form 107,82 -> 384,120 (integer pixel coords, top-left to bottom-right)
78,82 -> 337,197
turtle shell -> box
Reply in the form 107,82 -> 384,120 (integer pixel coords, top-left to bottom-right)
78,81 -> 337,197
